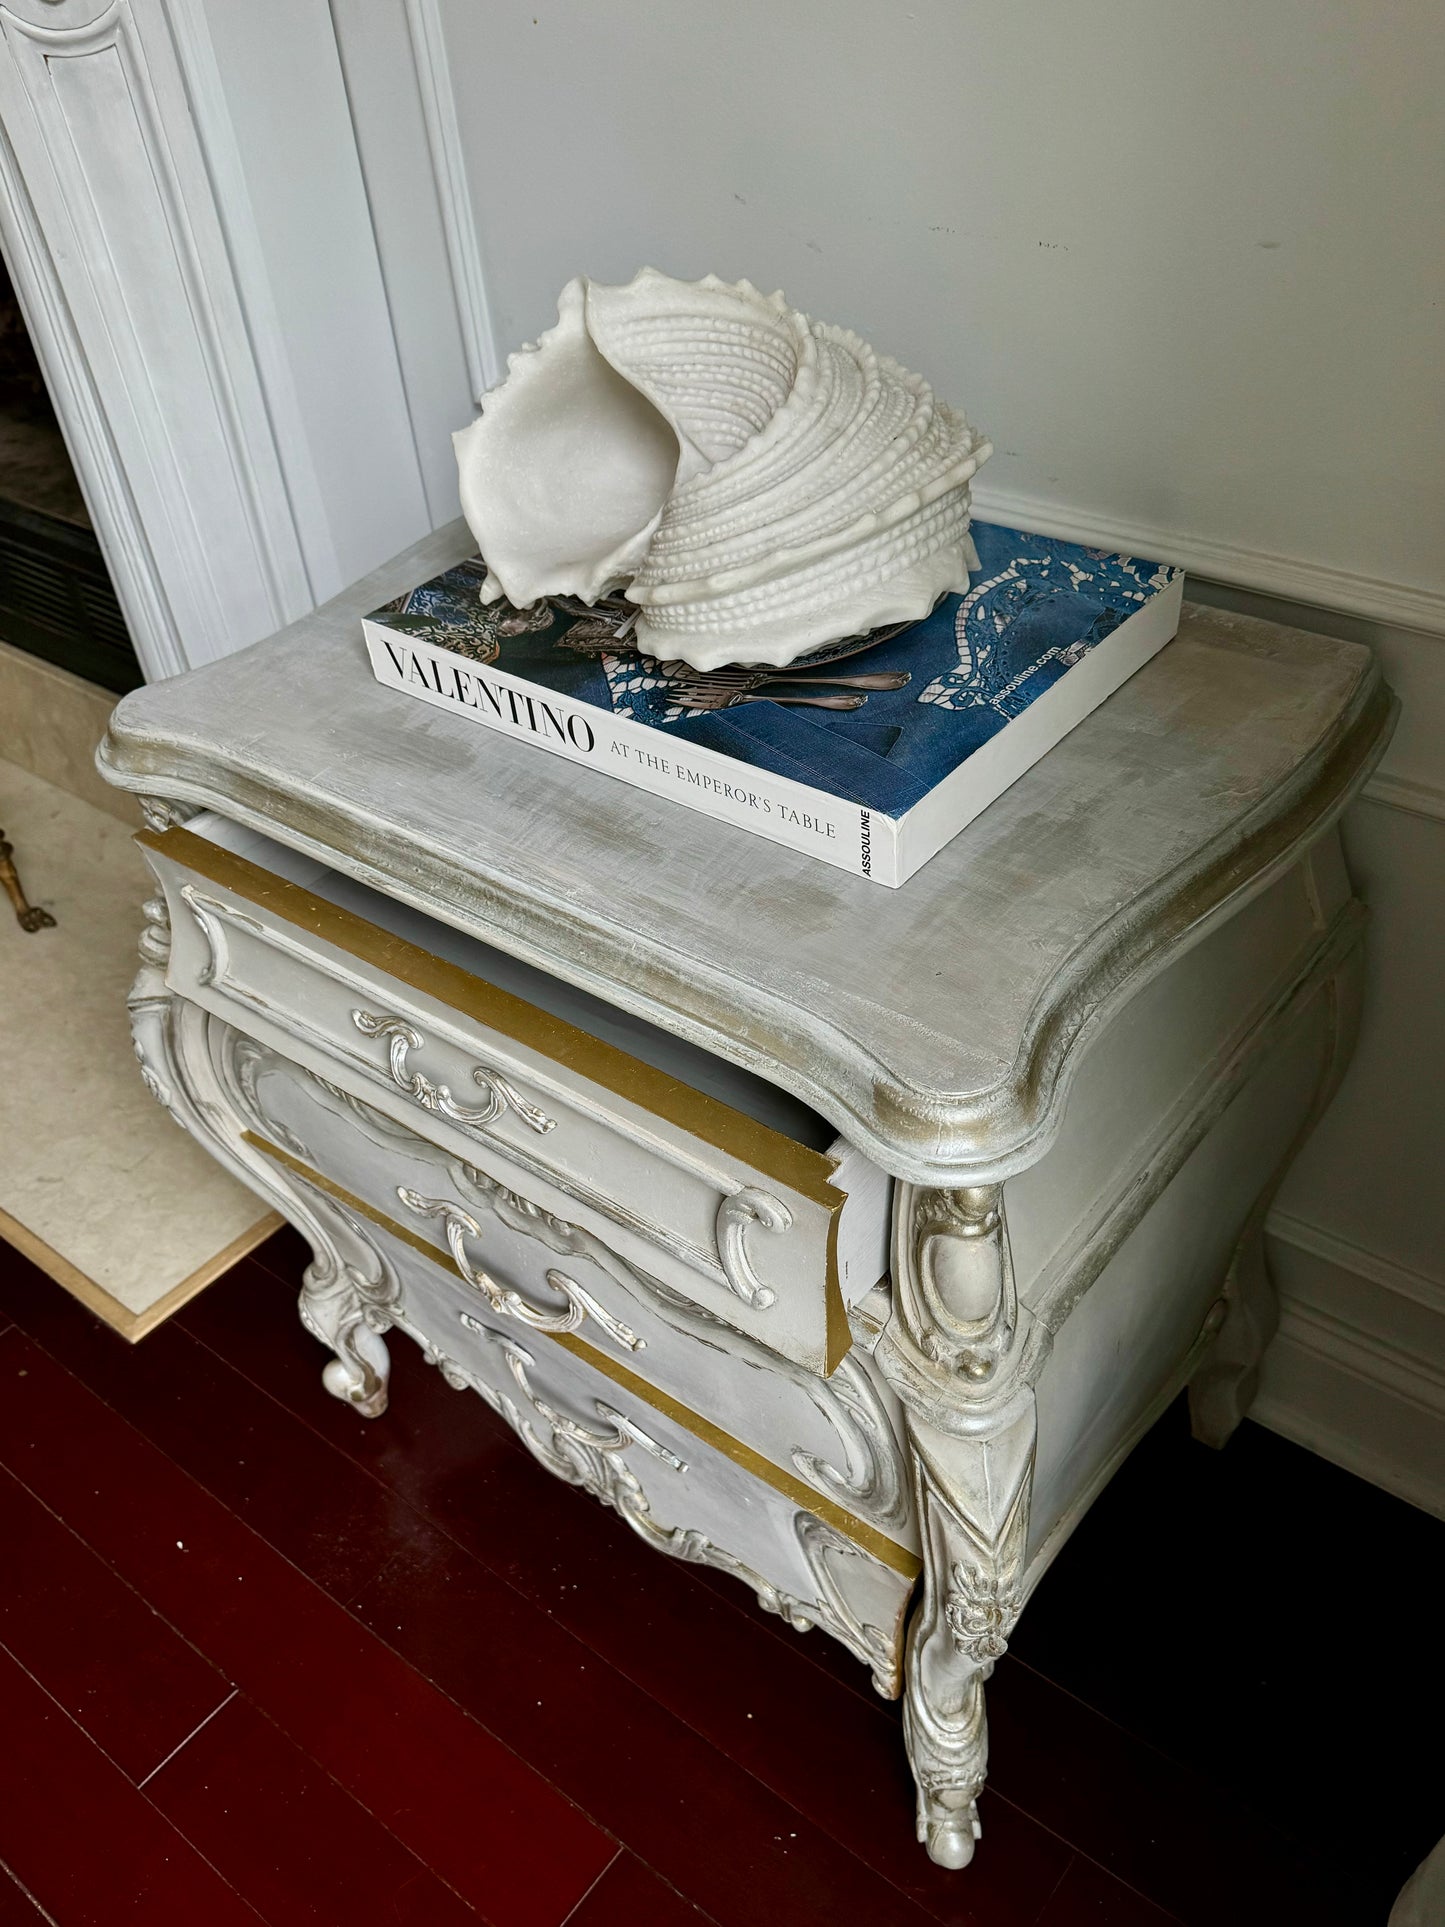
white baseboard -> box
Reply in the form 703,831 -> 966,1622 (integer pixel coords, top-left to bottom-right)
1357,771 -> 1445,826
971,483 -> 1445,641
1257,1214 -> 1445,1519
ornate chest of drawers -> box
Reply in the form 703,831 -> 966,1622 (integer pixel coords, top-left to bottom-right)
101,521 -> 1394,1875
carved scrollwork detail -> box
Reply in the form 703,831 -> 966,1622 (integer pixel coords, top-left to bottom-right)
254,1055 -> 909,1552
714,1186 -> 791,1310
794,1513 -> 901,1697
793,1357 -> 909,1533
445,1320 -> 896,1677
137,796 -> 199,834
415,1325 -> 483,1392
449,1158 -> 911,1538
269,1051 -> 909,1547
397,1185 -> 645,1353
900,1425 -> 1034,1869
176,884 -> 265,990
472,1327 -> 706,1512
226,1033 -> 311,1162
130,908 -> 185,1123
133,1040 -> 177,1117
351,1007 -> 555,1135
311,1072 -> 422,1142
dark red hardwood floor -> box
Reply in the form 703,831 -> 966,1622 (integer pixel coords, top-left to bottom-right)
0,1228 -> 1438,1925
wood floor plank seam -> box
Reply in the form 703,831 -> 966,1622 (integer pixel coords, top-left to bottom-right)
0,1856 -> 62,1926
1044,1854 -> 1186,1927
0,1303 -> 782,1878
555,1849 -> 623,1927
338,1517 -> 1051,1927
135,1687 -> 239,1789
0,1632 -> 158,1795
139,1689 -> 496,1927
0,1464 -> 246,1795
0,1326 -> 624,1927
1027,1854 -> 1076,1927
176,1261 -> 921,1737
561,1849 -> 728,1927
0,1644 -> 270,1925
81,1260 -> 1081,1922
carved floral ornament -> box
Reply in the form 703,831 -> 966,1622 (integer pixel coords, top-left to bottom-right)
943,1564 -> 1022,1664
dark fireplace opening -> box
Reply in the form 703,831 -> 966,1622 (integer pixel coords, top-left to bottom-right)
0,249 -> 142,693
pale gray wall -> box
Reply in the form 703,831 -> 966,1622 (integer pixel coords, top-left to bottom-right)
437,0 -> 1445,608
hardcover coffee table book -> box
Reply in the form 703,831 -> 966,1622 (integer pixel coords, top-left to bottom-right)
363,522 -> 1184,886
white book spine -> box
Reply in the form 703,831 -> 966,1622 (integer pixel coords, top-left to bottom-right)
363,622 -> 903,885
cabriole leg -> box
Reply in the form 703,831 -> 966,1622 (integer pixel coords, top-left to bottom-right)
297,1246 -> 394,1418
127,885 -> 398,1419
902,1402 -> 1034,1866
879,1183 -> 1050,1870
1190,953 -> 1362,1450
1188,1222 -> 1277,1449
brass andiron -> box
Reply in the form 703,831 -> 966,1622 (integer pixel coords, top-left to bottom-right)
0,826 -> 56,931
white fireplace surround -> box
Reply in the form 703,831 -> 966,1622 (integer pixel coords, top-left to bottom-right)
0,0 -> 1440,1519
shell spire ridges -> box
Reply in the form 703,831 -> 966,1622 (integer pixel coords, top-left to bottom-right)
453,268 -> 992,669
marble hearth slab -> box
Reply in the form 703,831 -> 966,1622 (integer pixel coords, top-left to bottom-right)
0,757 -> 277,1336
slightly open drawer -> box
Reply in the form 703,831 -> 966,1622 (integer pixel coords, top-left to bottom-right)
140,818 -> 890,1375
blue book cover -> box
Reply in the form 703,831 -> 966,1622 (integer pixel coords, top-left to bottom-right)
363,521 -> 1184,887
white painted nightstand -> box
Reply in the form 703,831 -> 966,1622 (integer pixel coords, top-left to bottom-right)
100,521 -> 1394,1874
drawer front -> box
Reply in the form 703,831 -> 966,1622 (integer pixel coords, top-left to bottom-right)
215,1018 -> 917,1593
374,1219 -> 914,1694
141,824 -> 888,1376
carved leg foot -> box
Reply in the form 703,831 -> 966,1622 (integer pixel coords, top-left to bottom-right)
299,1250 -> 394,1418
1189,1219 -> 1278,1449
902,1406 -> 1033,1867
904,1658 -> 986,1867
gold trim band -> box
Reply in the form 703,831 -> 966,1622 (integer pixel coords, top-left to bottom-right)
243,1129 -> 919,1581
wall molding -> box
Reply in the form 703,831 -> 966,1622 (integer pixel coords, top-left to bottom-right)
1259,1212 -> 1445,1519
402,0 -> 498,402
1267,1210 -> 1445,1316
1275,1294 -> 1445,1418
971,482 -> 1445,644
164,0 -> 339,604
0,99 -> 183,680
1356,771 -> 1445,827
0,0 -> 314,677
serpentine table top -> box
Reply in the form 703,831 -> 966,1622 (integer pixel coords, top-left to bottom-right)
101,521 -> 1394,1187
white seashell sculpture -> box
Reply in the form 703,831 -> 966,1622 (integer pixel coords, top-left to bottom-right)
454,269 -> 992,671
